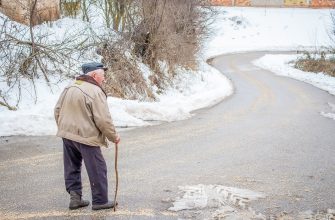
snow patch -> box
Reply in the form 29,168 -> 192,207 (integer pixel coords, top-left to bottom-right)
321,102 -> 335,120
169,184 -> 265,220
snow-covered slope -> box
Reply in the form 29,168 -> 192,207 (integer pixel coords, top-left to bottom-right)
204,7 -> 333,58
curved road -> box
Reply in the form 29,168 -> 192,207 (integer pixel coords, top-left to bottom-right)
1,52 -> 335,219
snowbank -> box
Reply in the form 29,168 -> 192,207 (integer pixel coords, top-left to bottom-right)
253,54 -> 335,95
0,60 -> 232,136
109,60 -> 233,125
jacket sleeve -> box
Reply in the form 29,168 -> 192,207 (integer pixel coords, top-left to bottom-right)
91,91 -> 117,143
54,88 -> 68,126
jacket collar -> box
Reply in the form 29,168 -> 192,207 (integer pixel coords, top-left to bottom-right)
75,75 -> 107,98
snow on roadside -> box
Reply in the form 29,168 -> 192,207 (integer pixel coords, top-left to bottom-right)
252,54 -> 335,96
108,60 -> 232,125
0,79 -> 66,136
0,60 -> 232,136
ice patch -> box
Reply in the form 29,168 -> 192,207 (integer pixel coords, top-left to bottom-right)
321,102 -> 335,121
169,184 -> 266,220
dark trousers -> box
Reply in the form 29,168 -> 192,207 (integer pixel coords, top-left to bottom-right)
62,138 -> 108,205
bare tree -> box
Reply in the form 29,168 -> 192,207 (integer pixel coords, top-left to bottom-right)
94,0 -> 133,31
0,1 -> 94,110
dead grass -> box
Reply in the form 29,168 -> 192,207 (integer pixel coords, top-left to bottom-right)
295,57 -> 335,77
98,41 -> 156,101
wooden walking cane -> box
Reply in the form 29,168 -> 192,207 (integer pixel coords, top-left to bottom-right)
113,142 -> 119,212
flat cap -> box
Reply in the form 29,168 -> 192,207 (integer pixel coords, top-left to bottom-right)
81,62 -> 108,75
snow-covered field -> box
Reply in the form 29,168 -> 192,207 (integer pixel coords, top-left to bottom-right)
1,7 -> 334,136
204,7 -> 333,58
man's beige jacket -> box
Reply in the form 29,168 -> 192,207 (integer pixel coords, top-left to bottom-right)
54,80 -> 117,147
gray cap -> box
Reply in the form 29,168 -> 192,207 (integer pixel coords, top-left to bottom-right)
81,62 -> 108,75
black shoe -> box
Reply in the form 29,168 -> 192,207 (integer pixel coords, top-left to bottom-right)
92,201 -> 117,210
69,191 -> 90,210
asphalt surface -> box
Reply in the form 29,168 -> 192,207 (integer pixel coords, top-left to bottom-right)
1,52 -> 335,219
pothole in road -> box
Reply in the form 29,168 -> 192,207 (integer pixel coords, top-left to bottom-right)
167,184 -> 335,220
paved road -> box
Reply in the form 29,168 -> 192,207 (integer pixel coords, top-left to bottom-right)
1,52 -> 335,219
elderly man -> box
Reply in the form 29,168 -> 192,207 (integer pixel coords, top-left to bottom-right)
54,62 -> 120,210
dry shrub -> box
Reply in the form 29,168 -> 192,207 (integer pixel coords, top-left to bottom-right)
131,0 -> 214,87
295,59 -> 335,77
294,52 -> 335,77
61,0 -> 81,18
98,40 -> 156,101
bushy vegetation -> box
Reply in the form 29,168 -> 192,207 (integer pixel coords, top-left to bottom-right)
0,0 -> 214,110
293,12 -> 335,78
295,51 -> 335,77
76,0 -> 214,99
